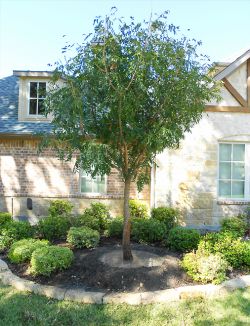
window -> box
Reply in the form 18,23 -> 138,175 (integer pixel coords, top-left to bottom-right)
29,82 -> 46,115
218,143 -> 246,199
80,171 -> 107,194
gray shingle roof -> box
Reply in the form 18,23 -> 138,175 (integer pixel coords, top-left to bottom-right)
0,75 -> 52,135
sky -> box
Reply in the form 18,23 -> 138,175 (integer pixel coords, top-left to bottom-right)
0,0 -> 250,78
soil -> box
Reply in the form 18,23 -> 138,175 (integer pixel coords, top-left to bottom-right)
1,238 -> 197,293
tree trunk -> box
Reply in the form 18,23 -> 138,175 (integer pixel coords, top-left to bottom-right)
122,177 -> 133,261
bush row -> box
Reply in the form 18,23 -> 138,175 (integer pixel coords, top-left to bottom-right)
182,216 -> 250,284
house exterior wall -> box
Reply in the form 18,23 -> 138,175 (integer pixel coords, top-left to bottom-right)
0,138 -> 150,223
154,112 -> 250,227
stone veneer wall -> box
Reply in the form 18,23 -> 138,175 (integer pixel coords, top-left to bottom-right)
0,138 -> 150,223
154,111 -> 250,227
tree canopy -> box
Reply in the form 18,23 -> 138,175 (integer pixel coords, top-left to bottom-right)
44,9 -> 220,260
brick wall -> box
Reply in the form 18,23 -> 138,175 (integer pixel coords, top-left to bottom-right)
0,138 -> 150,220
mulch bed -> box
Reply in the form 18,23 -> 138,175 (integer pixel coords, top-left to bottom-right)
1,238 -> 197,292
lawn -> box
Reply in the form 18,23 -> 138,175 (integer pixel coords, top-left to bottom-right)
0,283 -> 249,326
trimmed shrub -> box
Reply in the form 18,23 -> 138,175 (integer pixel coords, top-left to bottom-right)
198,232 -> 250,269
29,246 -> 74,276
167,227 -> 200,252
129,200 -> 148,219
79,203 -> 111,231
105,216 -> 124,238
132,218 -> 166,244
151,206 -> 179,233
48,199 -> 74,217
213,234 -> 250,268
221,217 -> 248,238
0,212 -> 12,228
8,239 -> 50,263
0,221 -> 34,250
67,226 -> 100,248
182,251 -> 228,284
77,214 -> 100,231
37,216 -> 70,241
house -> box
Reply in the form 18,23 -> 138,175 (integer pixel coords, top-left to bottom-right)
0,71 -> 149,223
0,48 -> 250,226
153,48 -> 250,228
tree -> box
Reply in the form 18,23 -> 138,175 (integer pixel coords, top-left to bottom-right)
43,9 -> 220,261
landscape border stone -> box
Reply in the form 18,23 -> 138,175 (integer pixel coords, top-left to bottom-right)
0,258 -> 249,305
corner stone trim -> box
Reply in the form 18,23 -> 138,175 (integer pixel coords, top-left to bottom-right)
0,259 -> 249,305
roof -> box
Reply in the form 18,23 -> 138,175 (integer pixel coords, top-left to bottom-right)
214,48 -> 250,81
0,75 -> 52,136
13,70 -> 54,77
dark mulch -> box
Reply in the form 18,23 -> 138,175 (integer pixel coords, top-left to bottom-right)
1,238 -> 196,293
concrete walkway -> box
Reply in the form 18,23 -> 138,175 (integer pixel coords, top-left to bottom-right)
0,259 -> 249,305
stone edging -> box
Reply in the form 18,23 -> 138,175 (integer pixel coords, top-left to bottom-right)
0,259 -> 249,305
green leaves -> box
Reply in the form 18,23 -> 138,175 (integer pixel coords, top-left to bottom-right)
43,9 -> 220,188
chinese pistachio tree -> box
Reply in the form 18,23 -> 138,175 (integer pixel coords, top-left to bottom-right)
44,10 -> 220,260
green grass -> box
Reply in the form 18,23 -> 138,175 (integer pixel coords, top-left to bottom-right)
0,283 -> 249,326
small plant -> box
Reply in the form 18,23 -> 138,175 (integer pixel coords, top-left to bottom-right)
129,200 -> 148,219
0,221 -> 34,250
167,227 -> 200,252
132,218 -> 167,244
0,212 -> 12,228
151,206 -> 179,233
48,200 -> 74,217
37,216 -> 70,241
182,251 -> 228,284
29,245 -> 74,276
8,239 -> 50,263
220,217 -> 248,238
79,203 -> 111,231
105,216 -> 124,238
67,226 -> 100,248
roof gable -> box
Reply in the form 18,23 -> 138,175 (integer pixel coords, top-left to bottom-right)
214,48 -> 250,81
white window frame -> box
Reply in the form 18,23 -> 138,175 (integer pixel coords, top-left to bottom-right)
79,171 -> 107,195
27,81 -> 47,117
217,142 -> 250,201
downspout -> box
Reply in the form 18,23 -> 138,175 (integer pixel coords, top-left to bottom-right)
150,163 -> 156,209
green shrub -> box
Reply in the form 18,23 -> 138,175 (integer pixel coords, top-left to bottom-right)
79,203 -> 111,231
129,200 -> 148,219
198,232 -> 220,254
0,212 -> 12,228
220,217 -> 248,238
213,234 -> 250,268
8,239 -> 50,263
105,216 -> 124,238
182,251 -> 228,284
151,206 -> 179,233
132,218 -> 166,243
30,245 -> 73,276
77,213 -> 100,231
37,216 -> 70,241
48,200 -> 74,217
198,232 -> 250,269
0,221 -> 34,250
67,227 -> 100,248
167,227 -> 200,252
